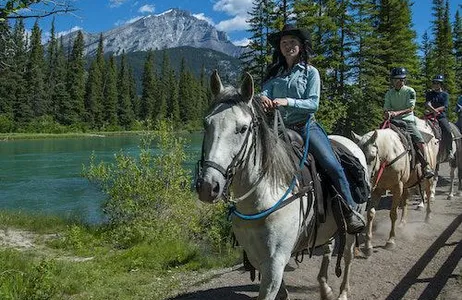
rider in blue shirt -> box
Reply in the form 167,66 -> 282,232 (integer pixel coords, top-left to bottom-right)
425,75 -> 452,156
260,24 -> 365,234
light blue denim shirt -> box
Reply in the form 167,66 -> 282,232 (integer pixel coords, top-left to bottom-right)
261,63 -> 320,125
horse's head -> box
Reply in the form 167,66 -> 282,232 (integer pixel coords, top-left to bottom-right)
351,130 -> 380,185
195,71 -> 256,203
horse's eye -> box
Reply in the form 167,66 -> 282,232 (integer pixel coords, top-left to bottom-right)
237,125 -> 248,134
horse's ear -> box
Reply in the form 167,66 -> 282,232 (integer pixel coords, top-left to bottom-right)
210,70 -> 223,97
240,72 -> 254,103
370,130 -> 378,144
351,131 -> 362,143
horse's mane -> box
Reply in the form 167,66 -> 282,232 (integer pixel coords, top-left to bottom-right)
208,85 -> 297,187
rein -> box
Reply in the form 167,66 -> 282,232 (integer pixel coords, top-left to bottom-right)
371,120 -> 410,189
230,112 -> 312,220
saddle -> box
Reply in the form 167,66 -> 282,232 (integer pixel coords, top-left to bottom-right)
387,120 -> 416,169
424,114 -> 461,161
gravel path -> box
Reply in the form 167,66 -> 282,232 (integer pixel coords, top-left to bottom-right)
169,164 -> 462,300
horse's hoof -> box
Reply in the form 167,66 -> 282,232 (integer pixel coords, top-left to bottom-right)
416,202 -> 424,210
337,294 -> 348,300
425,215 -> 432,223
398,222 -> 406,228
385,241 -> 395,249
321,286 -> 335,300
447,195 -> 453,200
364,247 -> 373,257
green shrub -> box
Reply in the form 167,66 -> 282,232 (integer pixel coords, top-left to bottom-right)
83,120 -> 232,257
0,113 -> 15,133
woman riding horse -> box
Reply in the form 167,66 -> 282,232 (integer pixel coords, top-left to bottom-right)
260,24 -> 365,234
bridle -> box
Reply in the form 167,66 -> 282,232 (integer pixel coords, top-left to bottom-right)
367,130 -> 411,190
196,101 -> 261,203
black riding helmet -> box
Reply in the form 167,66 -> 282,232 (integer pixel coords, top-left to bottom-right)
390,67 -> 407,79
432,74 -> 444,83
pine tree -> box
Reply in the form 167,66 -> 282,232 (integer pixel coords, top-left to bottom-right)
103,55 -> 118,127
167,67 -> 180,124
140,50 -> 156,121
454,10 -> 462,96
128,67 -> 139,122
117,52 -> 134,129
430,0 -> 456,95
45,18 -> 59,118
241,0 -> 276,88
84,34 -> 105,129
346,0 -> 388,134
26,20 -> 47,118
0,21 -> 14,118
378,0 -> 420,88
157,51 -> 170,120
53,37 -> 70,125
178,58 -> 197,123
65,30 -> 86,125
420,31 -> 434,91
12,19 -> 32,125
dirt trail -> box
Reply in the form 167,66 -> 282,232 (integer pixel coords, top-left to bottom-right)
169,164 -> 462,300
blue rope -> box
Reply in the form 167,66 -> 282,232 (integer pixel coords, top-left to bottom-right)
230,115 -> 312,220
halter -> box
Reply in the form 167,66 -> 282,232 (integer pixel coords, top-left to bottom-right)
196,100 -> 311,220
197,101 -> 261,203
369,122 -> 411,190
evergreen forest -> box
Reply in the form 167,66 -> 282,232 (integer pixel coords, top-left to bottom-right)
0,0 -> 461,135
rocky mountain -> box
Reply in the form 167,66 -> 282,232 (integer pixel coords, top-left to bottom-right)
60,8 -> 243,58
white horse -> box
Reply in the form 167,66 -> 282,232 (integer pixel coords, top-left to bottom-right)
196,71 -> 369,300
352,118 -> 438,255
426,119 -> 462,201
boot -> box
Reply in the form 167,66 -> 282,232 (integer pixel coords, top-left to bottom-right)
416,142 -> 434,179
340,201 -> 366,234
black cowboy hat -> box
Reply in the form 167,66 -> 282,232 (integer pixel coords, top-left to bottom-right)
268,24 -> 311,49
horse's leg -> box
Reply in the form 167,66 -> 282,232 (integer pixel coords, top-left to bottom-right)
425,178 -> 433,223
338,234 -> 356,300
317,241 -> 335,300
398,188 -> 409,227
428,165 -> 439,202
364,190 -> 382,257
258,258 -> 287,300
448,163 -> 456,200
276,279 -> 289,300
386,183 -> 403,248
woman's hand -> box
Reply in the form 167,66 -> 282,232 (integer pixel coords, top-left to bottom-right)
261,95 -> 275,111
273,98 -> 288,107
384,111 -> 394,119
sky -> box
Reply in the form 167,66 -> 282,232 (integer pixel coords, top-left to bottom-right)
23,0 -> 461,47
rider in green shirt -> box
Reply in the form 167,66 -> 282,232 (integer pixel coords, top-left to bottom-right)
383,67 -> 434,179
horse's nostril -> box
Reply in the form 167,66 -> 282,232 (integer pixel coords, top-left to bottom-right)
212,182 -> 220,195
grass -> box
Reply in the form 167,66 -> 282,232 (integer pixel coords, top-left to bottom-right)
0,211 -> 240,300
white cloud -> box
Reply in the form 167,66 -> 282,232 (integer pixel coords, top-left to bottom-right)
213,0 -> 253,16
213,0 -> 252,36
138,4 -> 154,13
57,26 -> 83,38
216,15 -> 249,32
232,38 -> 250,47
109,0 -> 128,8
114,16 -> 143,26
192,13 -> 215,25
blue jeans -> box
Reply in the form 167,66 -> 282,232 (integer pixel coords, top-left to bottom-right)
298,121 -> 356,208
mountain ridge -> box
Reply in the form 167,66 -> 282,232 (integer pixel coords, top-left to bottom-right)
60,8 -> 243,58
